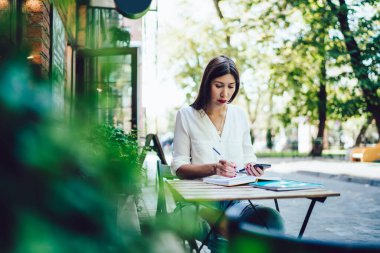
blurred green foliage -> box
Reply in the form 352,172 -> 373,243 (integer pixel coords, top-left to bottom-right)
0,51 -> 167,252
0,4 -> 182,253
232,236 -> 270,253
256,152 -> 308,158
86,124 -> 148,195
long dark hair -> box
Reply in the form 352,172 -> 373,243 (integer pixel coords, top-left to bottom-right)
190,55 -> 240,110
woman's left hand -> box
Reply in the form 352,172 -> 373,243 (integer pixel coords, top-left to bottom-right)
244,163 -> 264,177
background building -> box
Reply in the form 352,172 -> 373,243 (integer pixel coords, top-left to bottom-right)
0,0 -> 157,138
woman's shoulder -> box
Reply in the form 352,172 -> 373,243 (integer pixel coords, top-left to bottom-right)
177,105 -> 194,114
177,105 -> 201,117
228,104 -> 247,115
228,104 -> 250,124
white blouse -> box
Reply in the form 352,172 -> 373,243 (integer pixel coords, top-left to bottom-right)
170,104 -> 257,175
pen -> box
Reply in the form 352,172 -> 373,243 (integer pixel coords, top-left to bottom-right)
213,147 -> 239,173
212,147 -> 222,156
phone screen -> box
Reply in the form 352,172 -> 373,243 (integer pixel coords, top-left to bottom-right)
254,164 -> 271,169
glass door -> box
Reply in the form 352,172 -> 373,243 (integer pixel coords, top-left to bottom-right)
76,47 -> 138,132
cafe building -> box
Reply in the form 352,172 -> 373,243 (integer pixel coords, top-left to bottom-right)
0,0 -> 157,135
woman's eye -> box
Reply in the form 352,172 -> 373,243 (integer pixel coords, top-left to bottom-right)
216,84 -> 223,88
228,86 -> 234,89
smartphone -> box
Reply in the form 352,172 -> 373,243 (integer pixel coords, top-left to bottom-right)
238,164 -> 271,172
254,163 -> 271,169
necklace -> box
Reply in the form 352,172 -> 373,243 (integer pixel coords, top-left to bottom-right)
216,113 -> 226,135
206,107 -> 227,136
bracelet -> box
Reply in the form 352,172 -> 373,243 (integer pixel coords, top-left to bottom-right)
212,163 -> 218,175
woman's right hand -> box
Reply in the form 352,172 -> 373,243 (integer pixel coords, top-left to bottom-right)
215,159 -> 236,177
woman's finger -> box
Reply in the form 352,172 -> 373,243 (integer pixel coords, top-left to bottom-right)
224,169 -> 236,178
253,165 -> 264,176
246,166 -> 253,176
219,159 -> 227,165
250,166 -> 263,176
218,164 -> 236,177
224,161 -> 236,169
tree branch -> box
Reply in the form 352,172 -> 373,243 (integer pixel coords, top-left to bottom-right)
211,0 -> 231,47
212,0 -> 224,19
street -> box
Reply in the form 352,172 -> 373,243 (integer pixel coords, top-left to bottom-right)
144,153 -> 380,244
256,169 -> 380,244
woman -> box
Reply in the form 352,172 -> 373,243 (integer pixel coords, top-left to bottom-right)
170,55 -> 284,251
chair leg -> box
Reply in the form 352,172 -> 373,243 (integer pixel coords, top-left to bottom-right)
187,239 -> 199,253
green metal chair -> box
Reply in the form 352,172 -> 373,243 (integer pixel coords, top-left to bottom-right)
142,133 -> 174,216
156,160 -> 177,217
227,206 -> 380,253
143,133 -> 168,165
142,134 -> 202,252
141,133 -> 167,186
156,160 -> 201,252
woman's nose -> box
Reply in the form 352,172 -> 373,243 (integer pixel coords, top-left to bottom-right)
221,88 -> 228,98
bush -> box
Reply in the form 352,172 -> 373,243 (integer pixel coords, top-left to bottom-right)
86,124 -> 148,195
0,52 -> 173,253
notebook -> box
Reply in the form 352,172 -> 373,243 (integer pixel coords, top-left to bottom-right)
202,174 -> 281,186
203,174 -> 258,186
250,180 -> 323,191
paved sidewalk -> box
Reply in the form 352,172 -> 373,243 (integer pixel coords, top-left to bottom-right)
140,154 -> 380,245
156,153 -> 380,186
259,157 -> 380,186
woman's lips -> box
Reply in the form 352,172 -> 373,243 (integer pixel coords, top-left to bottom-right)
217,99 -> 227,103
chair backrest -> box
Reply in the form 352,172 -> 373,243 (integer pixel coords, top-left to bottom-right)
144,133 -> 168,165
227,207 -> 380,253
156,160 -> 177,217
157,160 -> 175,181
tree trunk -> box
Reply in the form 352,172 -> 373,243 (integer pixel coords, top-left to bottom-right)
354,115 -> 373,147
310,61 -> 327,156
327,0 -> 380,137
310,90 -> 326,156
241,87 -> 259,143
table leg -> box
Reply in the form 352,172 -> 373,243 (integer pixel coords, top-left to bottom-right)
274,199 -> 280,212
298,197 -> 326,239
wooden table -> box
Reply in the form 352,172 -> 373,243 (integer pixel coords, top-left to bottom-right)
166,179 -> 340,247
166,179 -> 340,202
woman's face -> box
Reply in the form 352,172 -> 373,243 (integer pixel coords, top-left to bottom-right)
209,74 -> 236,107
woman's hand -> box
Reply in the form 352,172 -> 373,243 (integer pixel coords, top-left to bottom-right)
244,163 -> 264,177
215,159 -> 236,178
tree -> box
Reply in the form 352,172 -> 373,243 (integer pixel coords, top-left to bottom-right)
238,0 -> 379,152
326,0 -> 380,137
163,17 -> 228,104
162,0 -> 379,152
239,0 -> 335,156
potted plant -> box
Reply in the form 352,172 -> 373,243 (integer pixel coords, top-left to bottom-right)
87,125 -> 147,195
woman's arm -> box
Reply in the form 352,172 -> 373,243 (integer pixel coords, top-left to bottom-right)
171,110 -> 192,175
176,163 -> 216,179
177,159 -> 237,179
